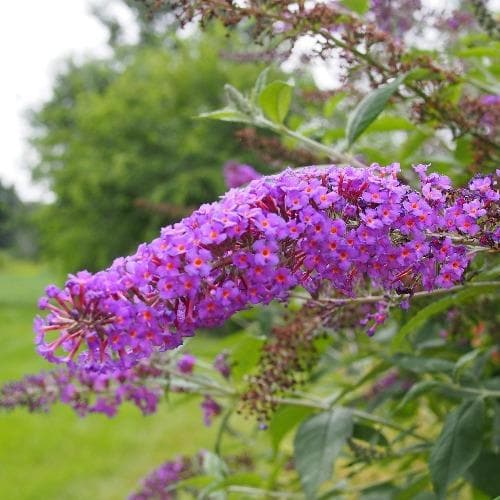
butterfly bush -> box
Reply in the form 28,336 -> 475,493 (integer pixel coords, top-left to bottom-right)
35,164 -> 499,371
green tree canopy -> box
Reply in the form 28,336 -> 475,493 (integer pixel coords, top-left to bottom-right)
30,31 -> 267,272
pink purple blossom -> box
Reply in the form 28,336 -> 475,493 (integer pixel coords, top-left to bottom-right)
34,164 -> 498,370
214,351 -> 231,379
201,395 -> 222,426
177,353 -> 196,374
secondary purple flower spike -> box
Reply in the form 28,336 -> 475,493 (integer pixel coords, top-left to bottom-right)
35,164 -> 499,369
129,456 -> 194,500
223,160 -> 261,188
0,359 -> 163,417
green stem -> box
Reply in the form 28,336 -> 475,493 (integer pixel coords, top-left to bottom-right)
299,281 -> 500,306
254,115 -> 367,168
214,408 -> 233,455
161,366 -> 236,396
273,397 -> 429,442
226,485 -> 302,498
440,383 -> 500,400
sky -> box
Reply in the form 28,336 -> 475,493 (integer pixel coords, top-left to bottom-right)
0,0 -> 134,201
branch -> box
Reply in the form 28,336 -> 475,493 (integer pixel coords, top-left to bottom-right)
294,281 -> 500,307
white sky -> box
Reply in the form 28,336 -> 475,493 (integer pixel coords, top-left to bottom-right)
1,0 -> 498,201
0,0 -> 135,201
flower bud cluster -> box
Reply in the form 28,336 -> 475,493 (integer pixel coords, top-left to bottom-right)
35,164 -> 498,369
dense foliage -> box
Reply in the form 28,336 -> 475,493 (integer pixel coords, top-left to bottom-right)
2,1 -> 499,499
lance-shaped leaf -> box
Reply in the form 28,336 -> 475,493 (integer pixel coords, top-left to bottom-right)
198,108 -> 253,124
391,282 -> 499,351
294,408 -> 353,499
346,74 -> 406,147
429,398 -> 485,498
259,81 -> 294,124
341,0 -> 369,14
270,405 -> 314,452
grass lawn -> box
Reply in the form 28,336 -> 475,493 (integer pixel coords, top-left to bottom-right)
0,260 -> 238,499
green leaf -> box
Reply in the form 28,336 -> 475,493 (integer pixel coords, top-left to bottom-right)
224,83 -> 251,113
392,354 -> 455,375
493,401 -> 500,453
323,92 -> 347,118
202,451 -> 228,480
456,45 -> 500,58
398,129 -> 430,161
259,81 -> 294,124
429,398 -> 485,498
453,349 -> 482,381
396,380 -> 439,411
346,74 -> 406,147
391,283 -> 499,351
455,137 -> 474,165
270,405 -> 314,452
251,67 -> 270,105
175,475 -> 214,490
198,108 -> 253,124
352,423 -> 389,446
230,334 -> 264,381
467,451 -> 500,497
294,408 -> 353,499
340,0 -> 369,14
211,472 -> 264,490
364,114 -> 415,134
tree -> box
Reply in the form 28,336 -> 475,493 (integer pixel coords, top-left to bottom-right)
30,29 -> 267,272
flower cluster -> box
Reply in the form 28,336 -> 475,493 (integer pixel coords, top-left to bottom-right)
0,358 -> 164,417
129,456 -> 195,500
35,164 -> 498,370
370,0 -> 422,37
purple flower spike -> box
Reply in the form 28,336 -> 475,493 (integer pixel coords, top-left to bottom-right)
34,164 -> 498,369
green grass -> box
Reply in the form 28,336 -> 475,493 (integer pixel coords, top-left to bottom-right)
0,259 -> 229,499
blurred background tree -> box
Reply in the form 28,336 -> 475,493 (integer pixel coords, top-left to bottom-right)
29,7 -> 270,272
0,182 -> 38,260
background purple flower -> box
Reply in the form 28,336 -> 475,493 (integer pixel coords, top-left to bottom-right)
223,161 -> 262,188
